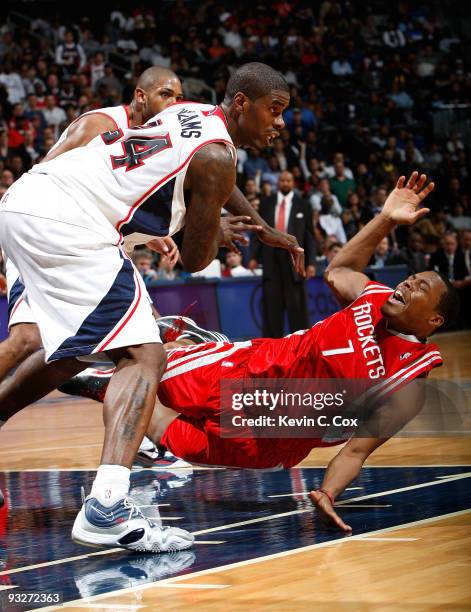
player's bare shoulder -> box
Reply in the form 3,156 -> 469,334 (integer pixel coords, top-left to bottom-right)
43,113 -> 118,162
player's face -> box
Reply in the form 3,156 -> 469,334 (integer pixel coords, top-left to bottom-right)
381,271 -> 445,336
239,90 -> 289,149
139,77 -> 184,122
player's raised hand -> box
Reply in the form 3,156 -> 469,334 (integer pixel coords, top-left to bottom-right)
310,490 -> 352,533
382,171 -> 434,226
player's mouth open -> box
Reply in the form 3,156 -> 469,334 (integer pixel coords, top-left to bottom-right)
266,133 -> 278,145
389,288 -> 407,306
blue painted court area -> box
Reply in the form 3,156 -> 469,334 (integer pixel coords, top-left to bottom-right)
0,465 -> 469,610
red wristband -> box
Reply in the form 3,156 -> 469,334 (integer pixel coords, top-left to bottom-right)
318,488 -> 335,505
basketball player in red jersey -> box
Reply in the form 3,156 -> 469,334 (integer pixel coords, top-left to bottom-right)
61,172 -> 458,531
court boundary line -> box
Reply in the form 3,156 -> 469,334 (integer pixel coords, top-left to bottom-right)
2,471 -> 469,578
1,464 -> 469,473
39,508 -> 471,611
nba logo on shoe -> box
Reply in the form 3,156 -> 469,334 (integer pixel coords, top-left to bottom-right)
400,352 -> 412,360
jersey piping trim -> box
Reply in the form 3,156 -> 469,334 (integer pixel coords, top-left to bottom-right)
356,350 -> 443,405
9,295 -> 24,320
124,105 -> 131,128
114,137 -> 235,244
68,109 -> 121,133
95,252 -> 142,352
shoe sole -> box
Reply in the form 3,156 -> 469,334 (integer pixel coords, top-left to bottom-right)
72,518 -> 194,553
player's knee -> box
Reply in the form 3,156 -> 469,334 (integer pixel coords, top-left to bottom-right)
9,324 -> 42,358
123,343 -> 167,376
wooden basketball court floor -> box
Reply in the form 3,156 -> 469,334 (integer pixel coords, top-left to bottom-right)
0,331 -> 469,611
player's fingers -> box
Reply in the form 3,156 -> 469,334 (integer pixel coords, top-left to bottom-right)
228,215 -> 254,224
294,251 -> 306,277
397,175 -> 406,189
415,173 -> 427,192
237,224 -> 263,233
411,208 -> 430,222
418,181 -> 435,201
231,233 -> 249,244
406,171 -> 418,190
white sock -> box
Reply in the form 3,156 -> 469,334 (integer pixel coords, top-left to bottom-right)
90,464 -> 131,507
139,436 -> 155,452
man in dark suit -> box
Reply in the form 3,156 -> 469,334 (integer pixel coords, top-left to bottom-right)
249,171 -> 317,337
429,231 -> 470,327
429,232 -> 468,282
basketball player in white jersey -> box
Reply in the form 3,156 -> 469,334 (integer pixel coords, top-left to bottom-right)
0,63 -> 293,550
0,66 -> 184,383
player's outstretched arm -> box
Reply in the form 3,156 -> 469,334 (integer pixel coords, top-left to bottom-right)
181,143 -> 236,272
310,379 -> 425,532
224,186 -> 306,276
325,172 -> 434,308
41,114 -> 118,162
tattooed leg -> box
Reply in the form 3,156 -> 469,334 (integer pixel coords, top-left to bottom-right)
101,343 -> 167,467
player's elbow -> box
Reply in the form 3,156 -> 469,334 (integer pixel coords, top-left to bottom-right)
180,251 -> 213,273
324,265 -> 345,287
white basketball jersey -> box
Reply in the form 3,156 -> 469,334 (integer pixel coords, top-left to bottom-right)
29,103 -> 235,246
49,105 -> 131,155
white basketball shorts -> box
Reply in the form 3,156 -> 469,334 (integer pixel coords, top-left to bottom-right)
0,173 -> 161,362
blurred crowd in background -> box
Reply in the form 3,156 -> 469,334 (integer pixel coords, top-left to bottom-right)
0,1 -> 469,326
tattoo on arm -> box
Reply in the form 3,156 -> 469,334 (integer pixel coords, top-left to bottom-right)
181,143 -> 235,272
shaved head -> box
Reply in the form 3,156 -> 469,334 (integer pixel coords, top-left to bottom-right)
136,66 -> 180,92
132,67 -> 183,123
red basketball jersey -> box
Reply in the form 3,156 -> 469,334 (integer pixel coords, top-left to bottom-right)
158,281 -> 443,468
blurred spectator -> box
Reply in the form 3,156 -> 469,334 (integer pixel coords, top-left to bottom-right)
382,22 -> 406,48
310,177 -> 342,215
400,231 -> 429,274
0,168 -> 14,189
430,231 -> 471,327
261,156 -> 281,190
55,30 -> 86,74
42,95 -> 67,139
243,149 -> 269,181
324,153 -> 354,180
319,196 -> 347,244
89,52 -> 106,91
0,62 -> 25,104
156,253 -> 179,281
370,237 -> 408,268
224,252 -> 255,277
95,64 -> 123,102
429,232 -> 468,283
329,162 -> 356,207
316,241 -> 343,270
133,249 -> 158,285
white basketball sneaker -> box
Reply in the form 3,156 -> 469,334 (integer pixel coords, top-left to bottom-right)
72,493 -> 194,553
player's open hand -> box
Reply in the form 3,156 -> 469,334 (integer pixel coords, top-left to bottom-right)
257,226 -> 306,277
310,490 -> 352,533
219,216 -> 263,254
382,172 -> 434,226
